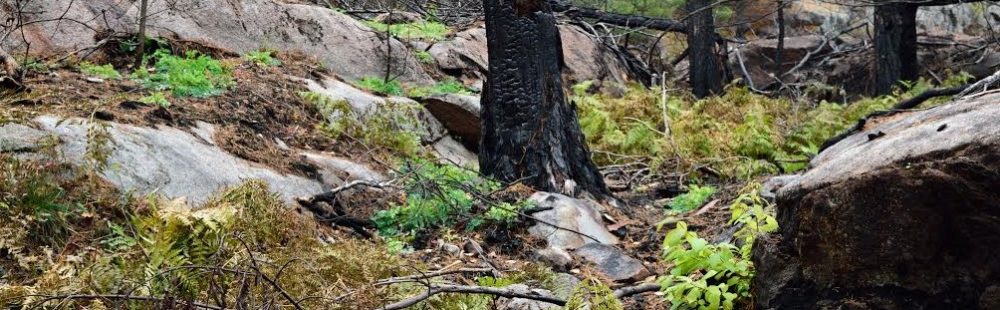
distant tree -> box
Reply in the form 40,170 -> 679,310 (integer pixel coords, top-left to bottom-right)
479,0 -> 611,197
686,0 -> 723,98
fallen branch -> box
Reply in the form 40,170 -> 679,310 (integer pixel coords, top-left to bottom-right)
613,283 -> 662,298
375,267 -> 495,286
957,69 -> 1000,98
381,284 -> 567,310
549,0 -> 686,33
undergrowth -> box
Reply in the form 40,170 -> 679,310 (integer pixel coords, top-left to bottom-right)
373,158 -> 530,239
134,49 -> 234,97
78,62 -> 122,79
574,74 -> 972,180
658,182 -> 777,310
356,76 -> 405,96
406,79 -> 473,98
243,49 -> 282,67
302,91 -> 424,156
364,21 -> 450,41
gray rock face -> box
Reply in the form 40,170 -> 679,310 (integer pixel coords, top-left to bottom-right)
427,24 -> 642,90
534,247 -> 574,270
5,0 -> 431,84
574,243 -> 652,283
421,93 -> 481,150
432,136 -> 477,168
0,123 -> 52,152
753,94 -> 1000,309
527,192 -> 618,251
33,116 -> 323,204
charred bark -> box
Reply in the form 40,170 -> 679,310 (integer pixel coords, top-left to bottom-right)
480,0 -> 610,198
686,0 -> 723,98
873,3 -> 919,95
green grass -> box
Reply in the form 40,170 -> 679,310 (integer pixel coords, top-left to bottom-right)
356,76 -> 405,96
134,50 -> 234,97
243,49 -> 281,67
364,21 -> 450,41
414,50 -> 434,64
78,62 -> 122,79
406,79 -> 472,98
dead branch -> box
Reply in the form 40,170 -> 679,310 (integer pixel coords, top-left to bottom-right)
381,284 -> 567,310
549,0 -> 686,33
957,69 -> 1000,98
374,267 -> 495,286
613,283 -> 662,298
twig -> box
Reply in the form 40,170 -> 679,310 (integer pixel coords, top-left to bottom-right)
375,267 -> 495,286
235,235 -> 305,310
957,69 -> 1000,98
613,283 -> 662,298
381,284 -> 567,310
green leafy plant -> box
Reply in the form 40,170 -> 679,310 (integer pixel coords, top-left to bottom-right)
135,49 -> 234,97
414,50 -> 434,64
565,279 -> 624,310
138,91 -> 171,109
243,49 -> 282,67
79,62 -> 122,79
356,76 -> 405,96
364,21 -> 450,40
658,182 -> 777,310
668,185 -> 716,212
372,159 -> 528,237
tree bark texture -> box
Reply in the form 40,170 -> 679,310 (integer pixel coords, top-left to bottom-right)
480,0 -> 610,198
686,0 -> 723,98
873,3 -> 919,95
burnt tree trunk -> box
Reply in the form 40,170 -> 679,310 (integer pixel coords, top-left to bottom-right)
480,0 -> 610,198
687,0 -> 723,98
873,3 -> 919,95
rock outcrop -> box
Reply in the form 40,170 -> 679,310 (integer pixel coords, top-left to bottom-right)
752,94 -> 1000,309
428,24 -> 645,91
3,0 -> 431,83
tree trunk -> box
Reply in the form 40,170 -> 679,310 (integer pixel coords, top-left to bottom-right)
687,0 -> 722,98
480,0 -> 610,198
873,3 -> 919,95
134,0 -> 149,69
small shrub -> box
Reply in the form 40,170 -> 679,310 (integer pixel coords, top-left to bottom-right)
356,76 -> 405,96
365,21 -> 450,40
243,49 -> 281,67
79,62 -> 122,79
138,91 -> 171,108
372,159 -> 529,237
414,50 -> 434,64
658,182 -> 777,310
135,49 -> 234,97
667,185 -> 716,212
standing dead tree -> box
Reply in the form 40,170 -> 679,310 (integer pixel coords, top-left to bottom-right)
479,0 -> 611,197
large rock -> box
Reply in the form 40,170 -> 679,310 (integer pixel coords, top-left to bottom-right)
752,94 -> 1000,309
25,116 -> 382,205
3,0 -> 431,84
420,93 -> 481,150
427,24 -> 644,91
527,192 -> 618,251
0,123 -> 52,152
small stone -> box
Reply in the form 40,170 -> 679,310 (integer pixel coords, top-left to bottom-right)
440,243 -> 462,256
534,247 -> 573,270
573,243 -> 651,283
85,77 -> 105,83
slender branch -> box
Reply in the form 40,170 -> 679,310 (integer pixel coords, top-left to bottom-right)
381,284 -> 567,310
375,267 -> 495,286
613,283 -> 662,298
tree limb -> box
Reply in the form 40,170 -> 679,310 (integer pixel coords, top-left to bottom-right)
381,284 -> 567,310
549,0 -> 687,33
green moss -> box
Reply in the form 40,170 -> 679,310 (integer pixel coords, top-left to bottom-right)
356,76 -> 405,96
364,21 -> 450,41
